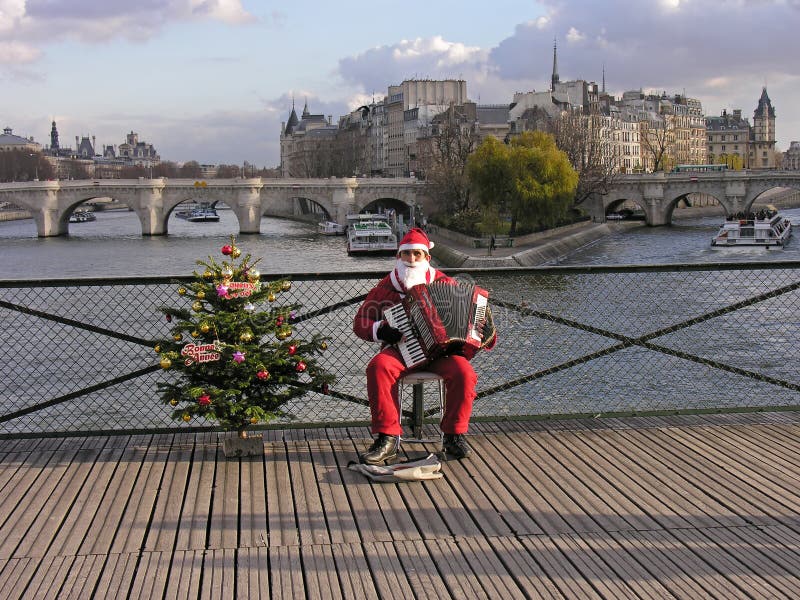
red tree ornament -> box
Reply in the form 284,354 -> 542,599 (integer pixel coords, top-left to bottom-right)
198,393 -> 211,406
221,244 -> 233,255
295,361 -> 307,372
288,344 -> 297,355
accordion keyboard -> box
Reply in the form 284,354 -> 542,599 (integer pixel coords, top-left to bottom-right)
383,303 -> 428,368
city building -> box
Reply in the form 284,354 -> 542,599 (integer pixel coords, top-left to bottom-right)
0,127 -> 41,152
750,87 -> 776,169
117,131 -> 160,167
705,109 -> 750,168
783,141 -> 800,170
280,100 -> 339,177
42,121 -> 160,178
387,79 -> 468,177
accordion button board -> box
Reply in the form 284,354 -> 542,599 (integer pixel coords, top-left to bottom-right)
383,281 -> 490,369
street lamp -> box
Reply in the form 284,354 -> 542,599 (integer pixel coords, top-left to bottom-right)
28,154 -> 39,181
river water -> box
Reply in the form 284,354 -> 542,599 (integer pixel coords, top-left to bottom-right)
558,207 -> 800,266
3,205 -> 800,433
3,206 -> 800,279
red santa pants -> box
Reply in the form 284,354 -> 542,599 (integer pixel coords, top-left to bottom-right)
365,346 -> 477,436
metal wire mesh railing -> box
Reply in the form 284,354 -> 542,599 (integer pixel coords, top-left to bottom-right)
2,262 -> 800,438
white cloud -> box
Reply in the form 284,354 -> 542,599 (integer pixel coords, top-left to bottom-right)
339,36 -> 489,96
188,0 -> 254,24
1,0 -> 255,46
0,0 -> 25,31
0,40 -> 41,64
565,27 -> 585,43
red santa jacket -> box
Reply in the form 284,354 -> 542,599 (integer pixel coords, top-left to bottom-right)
353,265 -> 496,358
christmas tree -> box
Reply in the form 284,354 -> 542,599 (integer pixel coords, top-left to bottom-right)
155,237 -> 334,438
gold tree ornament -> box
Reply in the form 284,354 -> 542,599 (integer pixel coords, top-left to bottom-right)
160,357 -> 172,369
281,281 -> 292,292
196,290 -> 206,300
178,287 -> 187,295
192,301 -> 203,312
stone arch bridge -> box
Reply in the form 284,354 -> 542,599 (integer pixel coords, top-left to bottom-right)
0,177 -> 421,237
591,170 -> 800,225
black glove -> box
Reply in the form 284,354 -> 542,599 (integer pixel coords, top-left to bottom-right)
376,321 -> 402,344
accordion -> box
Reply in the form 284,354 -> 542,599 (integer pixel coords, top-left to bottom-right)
383,281 -> 496,368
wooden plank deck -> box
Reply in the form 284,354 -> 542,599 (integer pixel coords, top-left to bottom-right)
1,412 -> 800,598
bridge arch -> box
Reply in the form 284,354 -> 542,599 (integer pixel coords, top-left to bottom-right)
0,177 -> 421,237
743,184 -> 800,212
603,190 -> 647,221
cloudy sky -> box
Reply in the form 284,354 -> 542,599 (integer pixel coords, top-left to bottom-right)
2,0 -> 797,167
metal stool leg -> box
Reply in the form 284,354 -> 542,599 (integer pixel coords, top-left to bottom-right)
412,382 -> 424,440
397,373 -> 445,445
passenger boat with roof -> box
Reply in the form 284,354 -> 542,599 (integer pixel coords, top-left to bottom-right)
318,221 -> 346,236
711,206 -> 791,248
175,203 -> 220,222
69,209 -> 96,223
346,213 -> 398,255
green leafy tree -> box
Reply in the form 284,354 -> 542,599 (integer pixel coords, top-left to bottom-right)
468,131 -> 578,235
155,238 -> 334,437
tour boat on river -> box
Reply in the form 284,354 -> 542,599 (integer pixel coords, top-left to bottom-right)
346,213 -> 398,255
318,221 -> 346,236
711,207 -> 792,248
175,203 -> 220,222
68,209 -> 96,223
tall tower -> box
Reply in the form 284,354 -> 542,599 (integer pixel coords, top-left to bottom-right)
751,87 -> 776,169
551,38 -> 560,92
50,121 -> 59,151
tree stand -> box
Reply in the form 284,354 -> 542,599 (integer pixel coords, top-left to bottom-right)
222,430 -> 264,458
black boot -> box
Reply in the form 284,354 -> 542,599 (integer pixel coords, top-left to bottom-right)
359,433 -> 398,465
442,433 -> 472,459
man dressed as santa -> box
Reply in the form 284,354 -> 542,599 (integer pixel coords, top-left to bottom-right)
352,227 -> 495,465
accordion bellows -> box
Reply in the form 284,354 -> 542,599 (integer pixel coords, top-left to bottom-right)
384,281 -> 496,368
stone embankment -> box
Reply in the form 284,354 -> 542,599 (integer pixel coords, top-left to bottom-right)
430,187 -> 800,268
430,219 -> 638,268
0,210 -> 31,222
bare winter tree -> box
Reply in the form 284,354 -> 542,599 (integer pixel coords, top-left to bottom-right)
547,109 -> 620,206
640,114 -> 674,172
417,104 -> 479,213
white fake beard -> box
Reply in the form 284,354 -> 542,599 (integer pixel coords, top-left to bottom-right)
396,258 -> 429,289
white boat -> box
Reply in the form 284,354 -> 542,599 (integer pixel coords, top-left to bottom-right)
346,213 -> 398,255
175,203 -> 220,222
318,221 -> 346,236
69,209 -> 96,223
711,207 -> 792,248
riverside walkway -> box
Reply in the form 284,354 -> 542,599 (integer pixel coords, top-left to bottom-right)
1,412 -> 799,598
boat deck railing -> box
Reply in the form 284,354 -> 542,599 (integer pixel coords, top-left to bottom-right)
2,261 -> 800,438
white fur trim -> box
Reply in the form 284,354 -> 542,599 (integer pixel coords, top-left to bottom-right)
372,320 -> 382,342
398,241 -> 433,253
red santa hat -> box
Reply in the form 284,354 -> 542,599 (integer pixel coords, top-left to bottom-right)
397,227 -> 434,255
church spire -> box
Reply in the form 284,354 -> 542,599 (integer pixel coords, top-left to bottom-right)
551,37 -> 560,92
602,63 -> 606,94
50,120 -> 59,150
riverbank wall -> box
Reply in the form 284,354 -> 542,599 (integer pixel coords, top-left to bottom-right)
0,210 -> 31,222
430,220 -> 638,268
